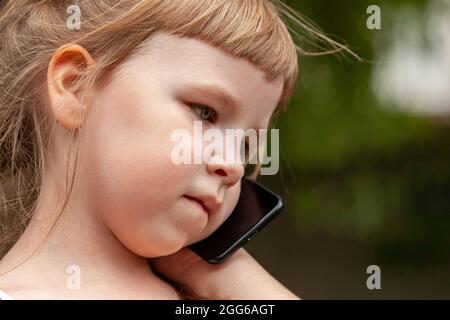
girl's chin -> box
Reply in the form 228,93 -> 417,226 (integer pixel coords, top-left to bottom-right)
122,223 -> 206,258
118,236 -> 183,259
146,237 -> 191,258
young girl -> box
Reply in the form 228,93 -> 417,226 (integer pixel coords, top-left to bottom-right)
0,0 -> 350,299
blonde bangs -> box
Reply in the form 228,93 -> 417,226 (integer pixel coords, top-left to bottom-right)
69,0 -> 298,112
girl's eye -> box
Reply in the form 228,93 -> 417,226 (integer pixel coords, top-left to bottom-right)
190,103 -> 250,167
190,104 -> 218,123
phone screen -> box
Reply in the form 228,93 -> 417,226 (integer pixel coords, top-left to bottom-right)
189,179 -> 283,264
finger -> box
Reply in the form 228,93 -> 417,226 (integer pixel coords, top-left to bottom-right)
149,247 -> 214,297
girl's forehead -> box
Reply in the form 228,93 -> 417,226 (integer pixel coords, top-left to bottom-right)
133,33 -> 258,72
127,32 -> 284,104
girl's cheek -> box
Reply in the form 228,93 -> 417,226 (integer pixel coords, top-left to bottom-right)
222,182 -> 241,220
202,181 -> 242,239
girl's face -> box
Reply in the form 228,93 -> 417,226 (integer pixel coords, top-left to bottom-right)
79,33 -> 283,257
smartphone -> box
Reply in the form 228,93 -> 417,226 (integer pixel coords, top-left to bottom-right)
189,178 -> 283,264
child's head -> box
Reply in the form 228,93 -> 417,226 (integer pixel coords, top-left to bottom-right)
0,0 -> 349,260
57,33 -> 284,258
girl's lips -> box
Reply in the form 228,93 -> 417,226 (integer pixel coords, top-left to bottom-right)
183,195 -> 209,215
183,193 -> 221,215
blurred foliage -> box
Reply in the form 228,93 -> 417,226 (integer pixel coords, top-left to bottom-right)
276,0 -> 450,268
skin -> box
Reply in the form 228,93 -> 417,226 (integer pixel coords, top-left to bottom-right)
0,33 -> 299,299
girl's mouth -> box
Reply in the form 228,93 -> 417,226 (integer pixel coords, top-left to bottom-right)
183,195 -> 210,215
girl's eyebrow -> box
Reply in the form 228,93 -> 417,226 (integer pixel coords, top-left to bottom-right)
183,83 -> 240,111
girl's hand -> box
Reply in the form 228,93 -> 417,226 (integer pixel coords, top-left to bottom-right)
149,247 -> 300,300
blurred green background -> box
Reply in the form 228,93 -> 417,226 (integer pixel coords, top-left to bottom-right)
247,0 -> 450,299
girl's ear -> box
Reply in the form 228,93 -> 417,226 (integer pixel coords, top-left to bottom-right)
47,44 -> 96,130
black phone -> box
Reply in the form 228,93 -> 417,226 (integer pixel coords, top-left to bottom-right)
189,178 -> 283,264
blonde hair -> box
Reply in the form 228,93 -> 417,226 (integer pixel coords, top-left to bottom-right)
0,0 -> 356,298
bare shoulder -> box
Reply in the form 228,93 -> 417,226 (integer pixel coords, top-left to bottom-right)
0,274 -> 44,299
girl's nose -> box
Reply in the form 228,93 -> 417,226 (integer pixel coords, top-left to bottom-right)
206,157 -> 245,187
